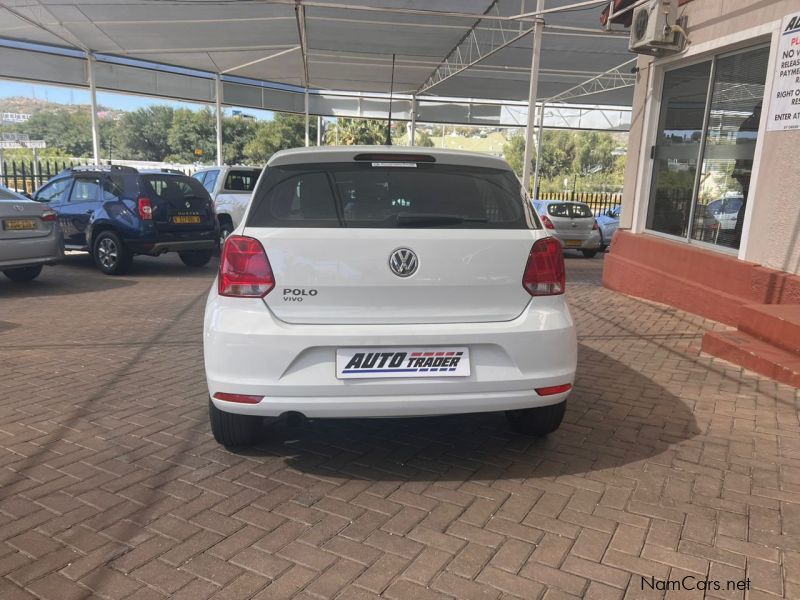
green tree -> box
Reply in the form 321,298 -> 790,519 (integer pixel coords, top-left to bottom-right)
222,115 -> 259,164
243,112 -> 315,163
23,108 -> 94,157
115,106 -> 174,161
166,108 -> 215,163
325,118 -> 387,145
415,130 -> 434,147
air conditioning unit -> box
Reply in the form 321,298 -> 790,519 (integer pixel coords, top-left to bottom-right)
629,0 -> 684,55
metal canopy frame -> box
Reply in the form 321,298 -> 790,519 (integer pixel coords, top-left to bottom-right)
0,0 -> 636,166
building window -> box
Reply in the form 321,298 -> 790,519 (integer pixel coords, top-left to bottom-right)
646,45 -> 769,250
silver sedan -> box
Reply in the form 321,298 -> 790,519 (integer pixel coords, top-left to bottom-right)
0,184 -> 63,282
533,200 -> 602,258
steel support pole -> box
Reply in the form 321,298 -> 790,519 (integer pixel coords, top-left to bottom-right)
521,0 -> 545,192
304,89 -> 310,147
317,115 -> 322,146
532,103 -> 545,199
86,53 -> 101,166
215,74 -> 223,166
410,95 -> 417,146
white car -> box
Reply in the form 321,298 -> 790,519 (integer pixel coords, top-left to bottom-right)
203,147 -> 577,446
192,165 -> 262,243
533,200 -> 602,258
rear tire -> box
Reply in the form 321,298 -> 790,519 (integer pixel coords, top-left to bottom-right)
506,401 -> 566,436
179,250 -> 213,268
209,399 -> 262,447
3,265 -> 43,282
581,250 -> 598,258
93,230 -> 132,275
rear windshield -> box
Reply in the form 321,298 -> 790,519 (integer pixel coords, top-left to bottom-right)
247,162 -> 535,229
547,202 -> 593,219
224,169 -> 260,192
140,175 -> 209,201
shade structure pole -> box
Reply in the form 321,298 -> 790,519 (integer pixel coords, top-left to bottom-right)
86,53 -> 101,166
304,88 -> 310,147
521,0 -> 545,192
215,74 -> 223,166
317,115 -> 322,146
410,94 -> 417,146
532,102 -> 545,199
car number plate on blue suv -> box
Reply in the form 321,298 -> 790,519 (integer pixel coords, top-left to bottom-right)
336,347 -> 470,379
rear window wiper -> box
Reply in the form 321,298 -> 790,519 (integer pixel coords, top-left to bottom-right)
395,213 -> 489,227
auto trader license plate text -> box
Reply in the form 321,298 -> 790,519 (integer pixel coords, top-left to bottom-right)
336,347 -> 470,379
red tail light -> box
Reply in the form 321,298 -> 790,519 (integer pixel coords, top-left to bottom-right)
137,196 -> 153,220
541,214 -> 555,229
40,209 -> 57,222
522,237 -> 565,296
592,219 -> 599,230
219,235 -> 275,298
213,392 -> 263,404
536,383 -> 572,396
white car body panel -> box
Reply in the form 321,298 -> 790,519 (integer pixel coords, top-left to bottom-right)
193,166 -> 262,230
204,146 -> 577,419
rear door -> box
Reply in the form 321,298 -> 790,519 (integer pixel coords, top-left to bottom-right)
244,157 -> 542,325
61,176 -> 100,247
140,174 -> 215,232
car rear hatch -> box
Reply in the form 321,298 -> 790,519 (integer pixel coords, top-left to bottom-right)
242,153 -> 542,325
140,174 -> 215,232
0,196 -> 53,240
546,202 -> 595,239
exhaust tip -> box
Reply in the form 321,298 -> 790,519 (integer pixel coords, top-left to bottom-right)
283,411 -> 306,427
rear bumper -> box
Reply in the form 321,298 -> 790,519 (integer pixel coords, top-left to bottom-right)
0,233 -> 63,270
126,233 -> 217,255
552,230 -> 601,250
212,388 -> 570,418
204,290 -> 577,418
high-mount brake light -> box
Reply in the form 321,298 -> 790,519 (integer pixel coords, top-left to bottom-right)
218,235 -> 275,298
353,153 -> 436,163
522,237 -> 566,296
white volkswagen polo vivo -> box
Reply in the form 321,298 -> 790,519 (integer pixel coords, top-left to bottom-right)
203,146 -> 577,446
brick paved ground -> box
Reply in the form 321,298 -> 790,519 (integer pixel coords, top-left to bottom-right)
0,251 -> 798,600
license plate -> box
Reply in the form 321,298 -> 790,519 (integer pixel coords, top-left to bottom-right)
564,239 -> 582,247
172,215 -> 201,224
336,347 -> 470,379
3,218 -> 37,231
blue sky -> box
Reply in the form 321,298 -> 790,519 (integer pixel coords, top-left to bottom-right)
0,79 -> 275,120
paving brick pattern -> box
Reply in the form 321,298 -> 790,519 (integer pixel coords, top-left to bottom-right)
0,252 -> 798,599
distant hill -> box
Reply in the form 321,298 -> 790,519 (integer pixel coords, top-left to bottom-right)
0,96 -> 110,116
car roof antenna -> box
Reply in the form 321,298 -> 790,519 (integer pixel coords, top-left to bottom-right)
385,53 -> 395,146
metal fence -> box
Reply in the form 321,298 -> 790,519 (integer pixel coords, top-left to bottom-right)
537,191 -> 622,216
0,159 -> 90,195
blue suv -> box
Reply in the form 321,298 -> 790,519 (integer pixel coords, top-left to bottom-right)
34,165 -> 219,275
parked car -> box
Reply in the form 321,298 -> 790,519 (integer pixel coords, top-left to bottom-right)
192,166 -> 262,243
532,200 -> 602,258
0,184 -> 63,281
595,204 -> 621,251
33,165 -> 219,275
204,147 -> 577,446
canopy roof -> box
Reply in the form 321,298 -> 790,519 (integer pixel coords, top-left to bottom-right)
0,0 -> 634,107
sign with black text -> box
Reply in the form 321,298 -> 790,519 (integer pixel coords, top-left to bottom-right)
767,12 -> 800,131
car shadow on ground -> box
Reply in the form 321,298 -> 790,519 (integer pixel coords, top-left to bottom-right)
236,343 -> 700,482
58,252 -> 220,279
0,263 -> 137,298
